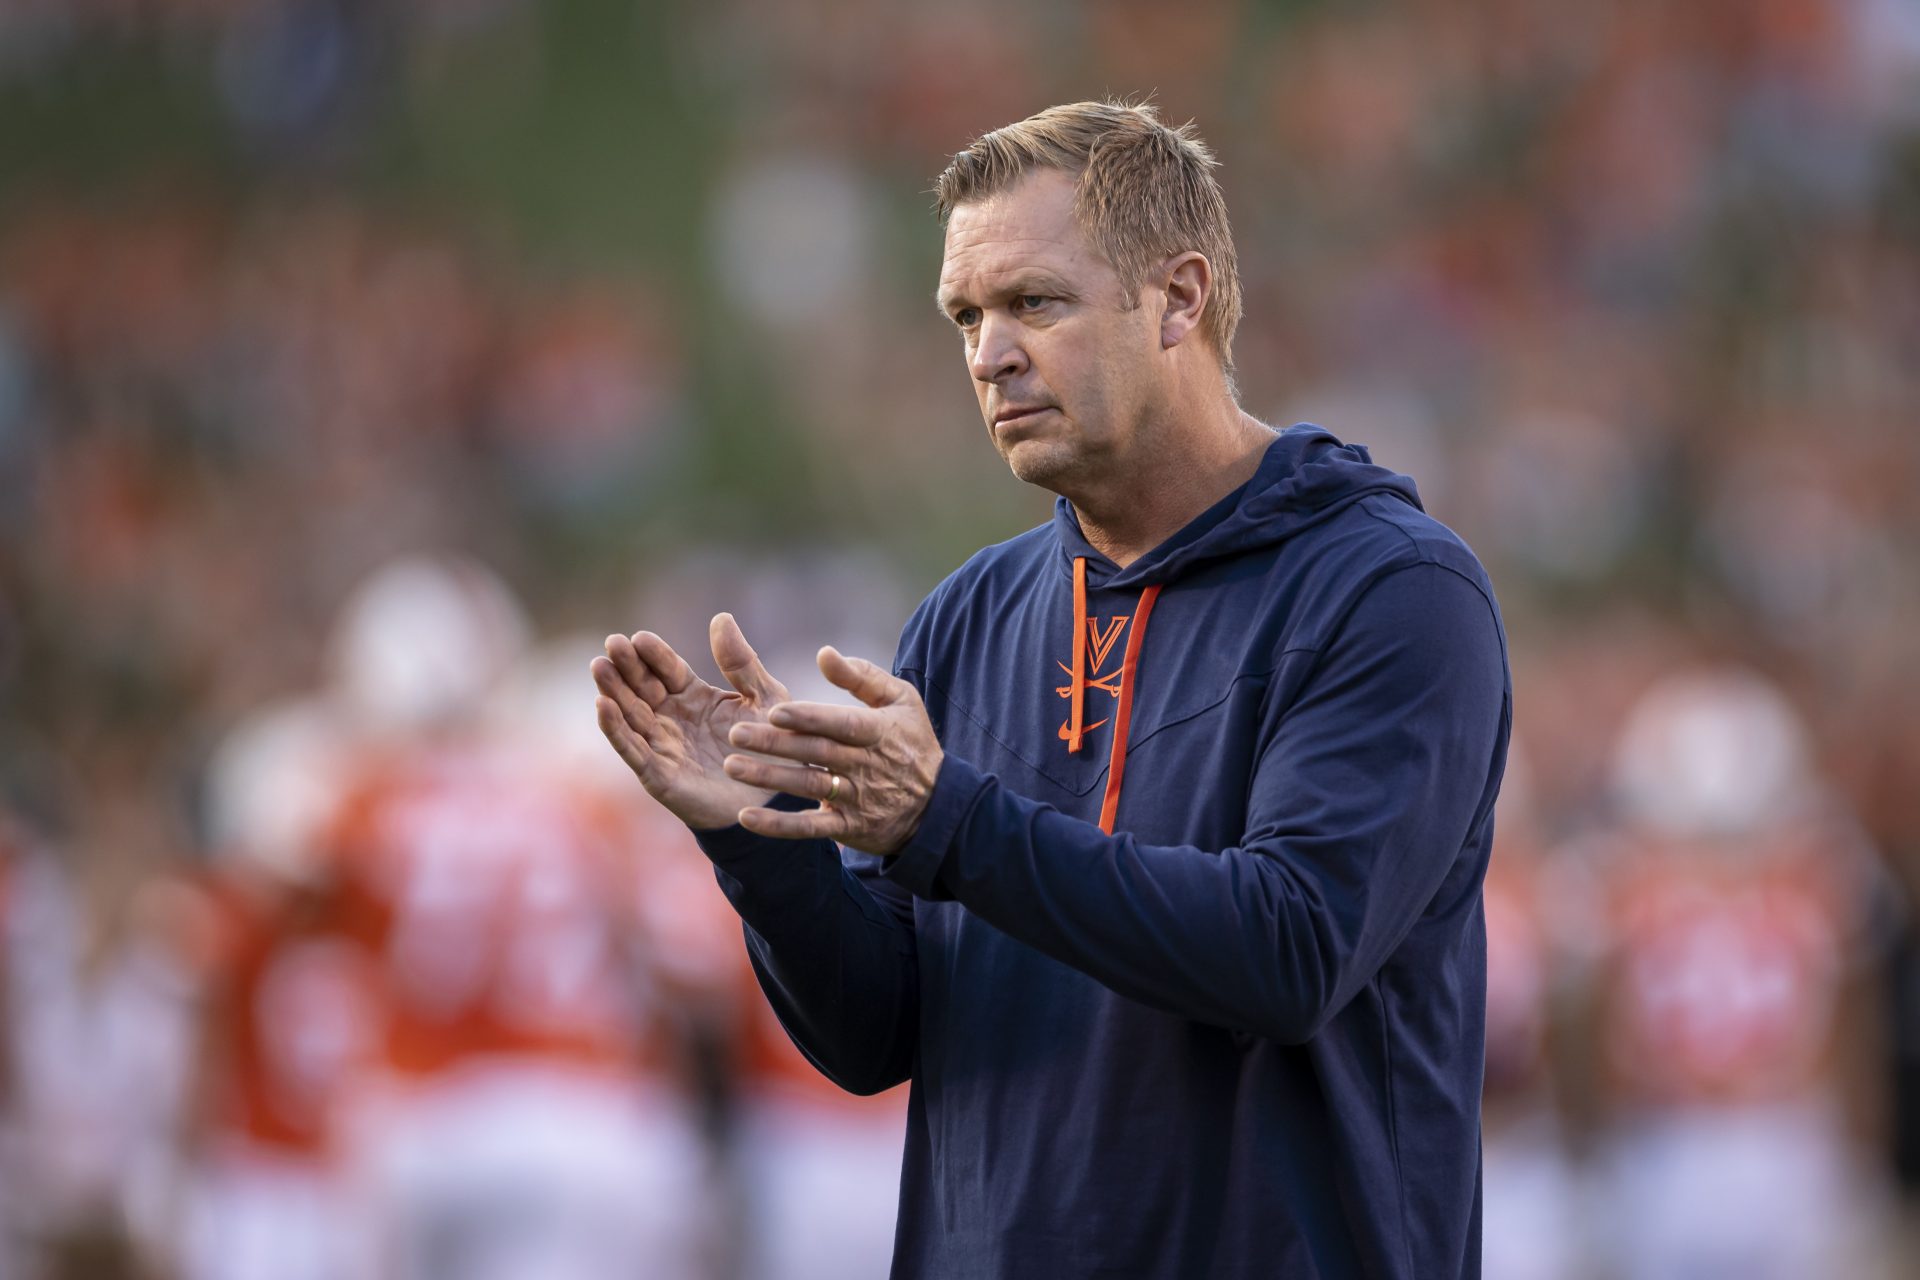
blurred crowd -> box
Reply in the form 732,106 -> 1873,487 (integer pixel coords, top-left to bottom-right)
2,0 -> 1919,1277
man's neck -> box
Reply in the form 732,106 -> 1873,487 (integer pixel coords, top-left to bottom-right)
1072,407 -> 1276,569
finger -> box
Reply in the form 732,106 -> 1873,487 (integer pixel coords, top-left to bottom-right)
767,700 -> 885,747
710,613 -> 784,703
726,721 -> 864,771
623,691 -> 660,739
595,696 -> 657,782
595,695 -> 648,760
605,634 -> 668,706
737,803 -> 847,842
722,754 -> 842,802
816,646 -> 907,710
631,630 -> 698,697
591,657 -> 659,737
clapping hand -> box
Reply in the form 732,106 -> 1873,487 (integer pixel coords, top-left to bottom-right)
591,612 -> 794,831
723,645 -> 943,856
593,616 -> 942,853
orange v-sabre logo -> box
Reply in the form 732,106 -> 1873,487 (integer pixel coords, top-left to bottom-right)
1056,614 -> 1131,740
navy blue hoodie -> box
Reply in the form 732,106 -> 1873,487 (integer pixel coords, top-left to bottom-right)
696,424 -> 1511,1278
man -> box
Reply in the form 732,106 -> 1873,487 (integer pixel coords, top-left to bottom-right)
592,100 -> 1510,1278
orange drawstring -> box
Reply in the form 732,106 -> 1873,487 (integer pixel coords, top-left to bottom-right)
1064,555 -> 1160,833
1098,583 -> 1159,834
1067,556 -> 1088,753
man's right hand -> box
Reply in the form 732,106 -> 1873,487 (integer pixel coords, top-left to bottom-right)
591,612 -> 793,831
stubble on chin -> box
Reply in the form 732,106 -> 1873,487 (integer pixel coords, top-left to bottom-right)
998,439 -> 1081,495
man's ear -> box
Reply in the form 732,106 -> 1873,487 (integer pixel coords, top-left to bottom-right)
1159,252 -> 1213,351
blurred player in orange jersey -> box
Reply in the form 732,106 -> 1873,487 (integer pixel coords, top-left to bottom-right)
496,622 -> 911,1280
313,557 -> 719,1280
618,760 -> 909,1280
722,976 -> 908,1280
181,692 -> 381,1280
1584,666 -> 1892,1279
613,552 -> 915,1280
500,633 -> 759,1279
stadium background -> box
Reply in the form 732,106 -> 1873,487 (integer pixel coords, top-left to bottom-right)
1,0 -> 1918,1277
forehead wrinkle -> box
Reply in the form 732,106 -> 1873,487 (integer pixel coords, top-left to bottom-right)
937,260 -> 1076,303
937,173 -> 1109,309
942,201 -> 1083,261
941,235 -> 1080,278
938,235 -> 1093,308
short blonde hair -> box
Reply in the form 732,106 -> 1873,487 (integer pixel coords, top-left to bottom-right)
934,99 -> 1243,377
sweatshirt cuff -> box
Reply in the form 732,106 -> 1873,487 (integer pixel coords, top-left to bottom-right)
883,753 -> 991,900
691,791 -> 819,870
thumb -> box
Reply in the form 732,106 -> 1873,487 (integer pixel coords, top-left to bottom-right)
710,613 -> 783,703
817,645 -> 902,709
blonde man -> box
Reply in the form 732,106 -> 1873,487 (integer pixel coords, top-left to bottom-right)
595,100 -> 1510,1279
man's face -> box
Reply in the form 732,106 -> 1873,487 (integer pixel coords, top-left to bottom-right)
936,169 -> 1164,493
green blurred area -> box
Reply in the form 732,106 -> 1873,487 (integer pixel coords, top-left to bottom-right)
0,0 -> 858,564
1,0 -> 1917,793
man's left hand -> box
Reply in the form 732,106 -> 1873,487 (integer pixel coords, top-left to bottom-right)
723,646 -> 943,855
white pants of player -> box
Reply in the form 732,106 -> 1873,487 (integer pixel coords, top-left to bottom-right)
342,1064 -> 719,1280
1596,1098 -> 1872,1280
735,1092 -> 905,1280
1482,1113 -> 1585,1280
182,1142 -> 367,1280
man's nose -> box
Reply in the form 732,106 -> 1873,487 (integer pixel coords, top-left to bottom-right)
969,312 -> 1029,385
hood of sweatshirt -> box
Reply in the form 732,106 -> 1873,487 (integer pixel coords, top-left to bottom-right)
1050,423 -> 1424,591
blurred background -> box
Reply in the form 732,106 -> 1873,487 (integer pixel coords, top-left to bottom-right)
1,0 -> 1917,1277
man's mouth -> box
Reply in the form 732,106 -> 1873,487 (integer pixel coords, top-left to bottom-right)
993,406 -> 1054,428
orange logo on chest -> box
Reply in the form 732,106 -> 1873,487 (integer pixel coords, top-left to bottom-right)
1056,614 -> 1130,740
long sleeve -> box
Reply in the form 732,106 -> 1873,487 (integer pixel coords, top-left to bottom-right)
881,561 -> 1509,1044
697,795 -> 919,1095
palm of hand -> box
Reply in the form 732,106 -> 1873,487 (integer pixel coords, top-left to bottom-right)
592,616 -> 797,832
651,677 -> 788,827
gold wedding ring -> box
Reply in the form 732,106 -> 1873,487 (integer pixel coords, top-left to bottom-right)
826,773 -> 845,803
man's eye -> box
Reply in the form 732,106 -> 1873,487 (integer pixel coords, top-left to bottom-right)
1016,295 -> 1047,310
954,308 -> 979,328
